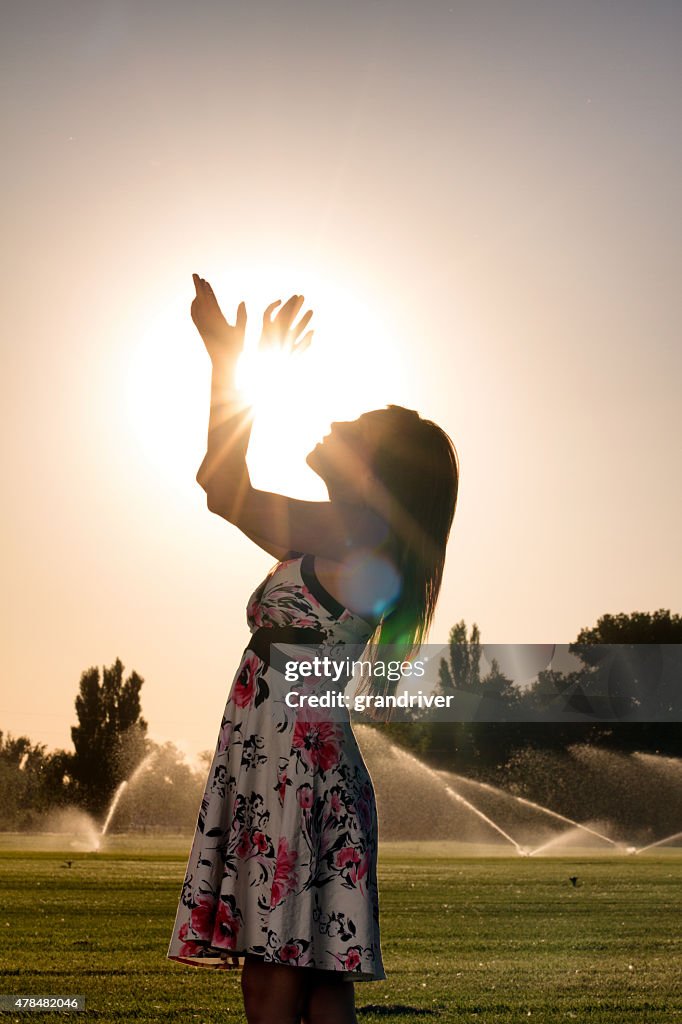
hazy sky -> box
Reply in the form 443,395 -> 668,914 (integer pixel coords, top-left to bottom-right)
2,0 -> 680,759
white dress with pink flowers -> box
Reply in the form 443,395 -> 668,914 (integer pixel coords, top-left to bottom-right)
166,553 -> 386,981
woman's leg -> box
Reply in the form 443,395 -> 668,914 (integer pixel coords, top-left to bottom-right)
301,971 -> 357,1024
240,954 -> 310,1024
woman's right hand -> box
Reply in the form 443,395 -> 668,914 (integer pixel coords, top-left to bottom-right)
259,294 -> 314,358
191,273 -> 247,366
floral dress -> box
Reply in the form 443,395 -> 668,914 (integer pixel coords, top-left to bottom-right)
166,552 -> 386,982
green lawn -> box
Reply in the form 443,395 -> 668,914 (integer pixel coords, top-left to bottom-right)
0,839 -> 680,1023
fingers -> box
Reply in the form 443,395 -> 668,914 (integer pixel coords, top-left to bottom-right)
192,274 -> 216,297
261,294 -> 314,352
293,330 -> 314,355
263,300 -> 282,325
291,308 -> 313,340
192,274 -> 214,301
256,292 -> 315,359
276,294 -> 305,330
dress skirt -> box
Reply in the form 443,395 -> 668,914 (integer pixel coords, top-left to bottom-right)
166,553 -> 386,981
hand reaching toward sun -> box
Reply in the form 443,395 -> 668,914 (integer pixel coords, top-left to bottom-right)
191,273 -> 246,366
259,294 -> 314,358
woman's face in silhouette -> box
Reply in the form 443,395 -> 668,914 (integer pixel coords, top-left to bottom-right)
306,413 -> 384,500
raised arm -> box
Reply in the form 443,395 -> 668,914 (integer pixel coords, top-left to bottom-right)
207,486 -> 390,562
195,361 -> 253,500
190,276 -> 387,560
189,274 -> 253,505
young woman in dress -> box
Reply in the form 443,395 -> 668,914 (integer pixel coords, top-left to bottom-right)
167,275 -> 459,1024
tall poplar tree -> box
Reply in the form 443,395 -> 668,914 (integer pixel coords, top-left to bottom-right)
70,657 -> 148,818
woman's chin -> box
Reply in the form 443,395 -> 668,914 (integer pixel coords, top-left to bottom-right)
306,448 -> 334,491
306,446 -> 323,474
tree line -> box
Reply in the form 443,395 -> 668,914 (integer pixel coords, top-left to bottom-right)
1,610 -> 680,832
0,658 -> 208,832
376,609 -> 682,826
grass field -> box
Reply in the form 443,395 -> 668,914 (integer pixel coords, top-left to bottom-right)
0,838 -> 680,1023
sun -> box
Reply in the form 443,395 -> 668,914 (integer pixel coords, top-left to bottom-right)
122,261 -> 408,499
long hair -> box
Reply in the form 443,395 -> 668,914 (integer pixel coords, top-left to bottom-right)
355,405 -> 460,700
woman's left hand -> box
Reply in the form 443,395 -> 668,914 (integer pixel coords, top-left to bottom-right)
191,273 -> 246,365
259,294 -> 314,358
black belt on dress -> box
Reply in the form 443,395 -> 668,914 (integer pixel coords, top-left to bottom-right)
245,625 -> 327,669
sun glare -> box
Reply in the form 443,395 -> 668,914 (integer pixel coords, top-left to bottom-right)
234,346 -> 290,410
122,292 -> 208,494
123,262 -> 408,500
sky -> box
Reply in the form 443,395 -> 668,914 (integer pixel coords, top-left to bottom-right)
2,0 -> 681,759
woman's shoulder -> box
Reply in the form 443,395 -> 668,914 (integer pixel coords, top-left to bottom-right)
313,553 -> 396,629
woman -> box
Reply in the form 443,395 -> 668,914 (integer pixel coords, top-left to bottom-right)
167,275 -> 460,1024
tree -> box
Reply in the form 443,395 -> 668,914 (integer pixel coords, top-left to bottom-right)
432,621 -> 526,769
69,657 -> 149,819
438,620 -> 482,693
574,609 -> 682,644
570,609 -> 682,753
40,748 -> 78,810
0,731 -> 53,829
